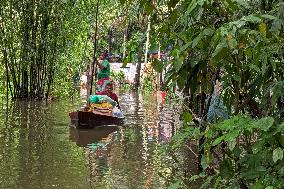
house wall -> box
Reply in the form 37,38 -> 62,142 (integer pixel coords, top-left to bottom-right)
110,63 -> 146,83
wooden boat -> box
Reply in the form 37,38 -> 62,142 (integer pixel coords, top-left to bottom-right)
69,109 -> 124,128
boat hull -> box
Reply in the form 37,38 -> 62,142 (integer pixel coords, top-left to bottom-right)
69,110 -> 124,128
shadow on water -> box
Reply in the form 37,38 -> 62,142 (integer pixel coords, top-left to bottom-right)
0,92 -> 198,189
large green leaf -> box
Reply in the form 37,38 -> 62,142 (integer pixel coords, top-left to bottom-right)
171,49 -> 185,71
215,115 -> 253,131
228,139 -> 237,151
233,0 -> 250,9
212,135 -> 225,146
211,40 -> 229,61
201,155 -> 209,170
253,117 -> 274,132
224,0 -> 240,11
252,181 -> 263,189
240,166 -> 267,180
180,41 -> 192,51
273,147 -> 283,163
224,129 -> 240,142
186,0 -> 208,15
260,14 -> 277,20
167,180 -> 182,189
240,15 -> 262,23
220,158 -> 234,179
271,81 -> 284,107
192,28 -> 214,48
152,59 -> 164,73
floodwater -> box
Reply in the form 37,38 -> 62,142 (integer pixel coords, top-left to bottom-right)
0,92 -> 193,189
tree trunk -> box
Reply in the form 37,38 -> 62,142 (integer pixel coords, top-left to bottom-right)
108,27 -> 113,55
123,28 -> 127,59
144,15 -> 151,64
133,40 -> 144,90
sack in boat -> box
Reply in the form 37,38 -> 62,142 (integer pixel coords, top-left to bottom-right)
89,95 -> 117,108
112,107 -> 124,118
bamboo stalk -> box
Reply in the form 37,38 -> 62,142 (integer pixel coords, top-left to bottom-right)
89,0 -> 100,96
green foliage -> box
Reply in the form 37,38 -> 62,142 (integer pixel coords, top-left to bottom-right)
127,7 -> 284,189
273,147 -> 283,163
111,70 -> 126,84
1,0 -> 284,186
125,0 -> 284,118
142,76 -> 156,94
271,81 -> 284,112
167,179 -> 183,189
168,114 -> 284,188
0,0 -> 97,99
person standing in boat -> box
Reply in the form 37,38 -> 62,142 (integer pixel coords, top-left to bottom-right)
95,51 -> 121,111
96,51 -> 111,92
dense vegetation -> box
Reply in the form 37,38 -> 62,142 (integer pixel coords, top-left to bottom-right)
135,0 -> 284,188
1,0 -> 284,188
0,0 -> 101,99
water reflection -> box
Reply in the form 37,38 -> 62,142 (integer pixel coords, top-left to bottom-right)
0,100 -> 89,189
69,126 -> 118,147
0,92 -> 188,189
78,92 -> 182,189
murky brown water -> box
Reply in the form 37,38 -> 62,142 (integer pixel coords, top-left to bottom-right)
0,92 -> 185,189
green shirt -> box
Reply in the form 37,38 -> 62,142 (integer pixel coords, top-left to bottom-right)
98,59 -> 110,79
